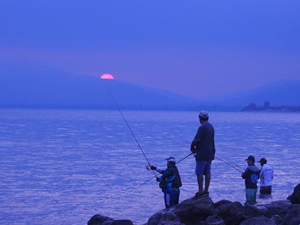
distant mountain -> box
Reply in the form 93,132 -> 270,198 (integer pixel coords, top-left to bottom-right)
211,79 -> 300,109
1,60 -> 299,111
0,61 -> 204,110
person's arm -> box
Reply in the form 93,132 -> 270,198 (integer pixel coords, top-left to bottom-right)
150,165 -> 164,174
190,140 -> 199,153
241,168 -> 249,179
161,168 -> 174,180
191,127 -> 202,153
259,167 -> 264,182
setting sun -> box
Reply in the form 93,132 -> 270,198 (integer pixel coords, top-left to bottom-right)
100,74 -> 114,80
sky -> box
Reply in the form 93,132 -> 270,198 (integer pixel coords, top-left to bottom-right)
1,0 -> 300,98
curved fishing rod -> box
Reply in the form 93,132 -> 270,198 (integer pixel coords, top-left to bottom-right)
102,80 -> 157,178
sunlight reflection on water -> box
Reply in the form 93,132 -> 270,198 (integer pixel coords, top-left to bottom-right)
0,109 -> 299,225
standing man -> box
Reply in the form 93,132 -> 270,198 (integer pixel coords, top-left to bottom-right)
242,155 -> 260,204
259,158 -> 274,195
190,111 -> 215,197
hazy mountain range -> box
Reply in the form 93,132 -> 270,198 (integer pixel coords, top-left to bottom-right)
1,61 -> 299,111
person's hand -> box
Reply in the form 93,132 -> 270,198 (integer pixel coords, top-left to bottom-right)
190,147 -> 196,154
150,165 -> 157,170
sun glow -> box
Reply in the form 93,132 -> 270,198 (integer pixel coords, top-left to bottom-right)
100,74 -> 114,80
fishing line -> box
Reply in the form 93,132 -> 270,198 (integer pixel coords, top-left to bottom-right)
102,81 -> 157,178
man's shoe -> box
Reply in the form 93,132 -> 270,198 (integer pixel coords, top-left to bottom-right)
204,191 -> 209,196
193,192 -> 208,199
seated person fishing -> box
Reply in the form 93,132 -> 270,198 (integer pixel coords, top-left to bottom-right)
150,157 -> 182,208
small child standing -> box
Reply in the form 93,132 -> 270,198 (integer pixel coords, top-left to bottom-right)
241,155 -> 260,204
150,157 -> 182,208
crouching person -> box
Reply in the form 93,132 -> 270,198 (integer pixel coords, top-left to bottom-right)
151,157 -> 182,208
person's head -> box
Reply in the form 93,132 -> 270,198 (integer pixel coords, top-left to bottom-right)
259,158 -> 267,166
198,111 -> 209,124
166,157 -> 176,167
245,155 -> 255,165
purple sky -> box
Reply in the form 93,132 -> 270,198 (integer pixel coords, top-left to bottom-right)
1,0 -> 300,98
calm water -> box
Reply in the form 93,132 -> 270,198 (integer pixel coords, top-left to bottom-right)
0,109 -> 299,225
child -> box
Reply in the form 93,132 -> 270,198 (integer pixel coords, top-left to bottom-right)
150,157 -> 182,208
241,155 -> 260,204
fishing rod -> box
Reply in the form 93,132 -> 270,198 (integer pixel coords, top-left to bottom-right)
215,156 -> 244,173
176,152 -> 193,164
102,79 -> 158,178
178,138 -> 244,173
145,152 -> 193,178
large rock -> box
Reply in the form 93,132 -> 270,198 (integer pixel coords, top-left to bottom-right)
270,214 -> 283,225
260,200 -> 292,218
111,220 -> 133,225
214,200 -> 233,214
239,216 -> 277,225
282,204 -> 300,225
287,183 -> 300,204
217,201 -> 245,225
243,203 -> 264,219
205,215 -> 225,225
87,214 -> 133,225
87,214 -> 114,225
171,196 -> 215,225
147,210 -> 183,225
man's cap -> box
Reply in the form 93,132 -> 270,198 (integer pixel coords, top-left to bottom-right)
259,158 -> 267,164
245,155 -> 255,162
166,157 -> 176,163
199,111 -> 209,119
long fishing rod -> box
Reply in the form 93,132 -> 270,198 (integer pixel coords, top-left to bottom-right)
102,80 -> 158,178
215,156 -> 244,173
180,137 -> 243,173
176,152 -> 193,164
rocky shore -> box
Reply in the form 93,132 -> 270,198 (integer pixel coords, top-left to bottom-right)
88,183 -> 300,225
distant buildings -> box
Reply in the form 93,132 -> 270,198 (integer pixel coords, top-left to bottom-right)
241,101 -> 300,112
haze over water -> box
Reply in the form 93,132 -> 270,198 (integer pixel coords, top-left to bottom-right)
0,109 -> 299,225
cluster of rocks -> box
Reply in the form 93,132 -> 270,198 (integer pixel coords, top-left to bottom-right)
88,184 -> 300,225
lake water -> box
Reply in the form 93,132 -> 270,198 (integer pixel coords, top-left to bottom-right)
0,109 -> 299,225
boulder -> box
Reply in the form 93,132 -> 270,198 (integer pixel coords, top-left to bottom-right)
270,214 -> 283,225
287,183 -> 300,204
214,200 -> 233,214
147,210 -> 183,225
282,204 -> 300,225
239,216 -> 277,225
243,203 -> 264,219
87,214 -> 114,225
205,215 -> 225,225
217,201 -> 245,225
87,214 -> 133,225
171,196 -> 215,225
261,200 -> 292,218
111,220 -> 133,225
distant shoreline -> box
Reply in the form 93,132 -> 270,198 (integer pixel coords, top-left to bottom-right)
241,102 -> 300,113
